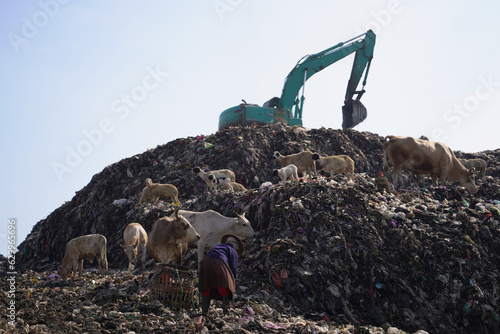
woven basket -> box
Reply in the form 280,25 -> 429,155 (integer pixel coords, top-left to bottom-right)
150,263 -> 198,309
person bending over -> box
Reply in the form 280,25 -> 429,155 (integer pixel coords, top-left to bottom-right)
198,234 -> 244,316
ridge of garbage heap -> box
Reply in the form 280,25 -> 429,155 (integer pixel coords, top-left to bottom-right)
14,124 -> 500,333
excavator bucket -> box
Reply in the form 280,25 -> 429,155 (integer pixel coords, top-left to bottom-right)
342,100 -> 367,129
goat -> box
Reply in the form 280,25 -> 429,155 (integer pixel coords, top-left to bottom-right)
312,153 -> 355,182
210,176 -> 247,192
139,178 -> 180,205
272,164 -> 299,186
375,177 -> 393,194
192,167 -> 235,190
461,158 -> 487,178
273,151 -> 316,178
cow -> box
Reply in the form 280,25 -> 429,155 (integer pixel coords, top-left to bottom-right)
173,209 -> 255,271
121,223 -> 148,271
273,151 -> 316,178
147,208 -> 200,265
312,153 -> 355,182
383,135 -> 477,193
57,234 -> 108,280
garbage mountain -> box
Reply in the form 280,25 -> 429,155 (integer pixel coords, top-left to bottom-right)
15,124 -> 500,333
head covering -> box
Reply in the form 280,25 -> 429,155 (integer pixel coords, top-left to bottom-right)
221,234 -> 244,256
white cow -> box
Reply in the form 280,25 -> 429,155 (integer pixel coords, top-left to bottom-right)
121,223 -> 148,271
57,234 -> 108,280
174,209 -> 255,271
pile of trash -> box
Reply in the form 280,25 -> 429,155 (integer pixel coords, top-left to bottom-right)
11,124 -> 500,333
1,262 -> 413,334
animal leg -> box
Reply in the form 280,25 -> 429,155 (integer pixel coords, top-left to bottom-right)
71,261 -> 78,280
439,171 -> 449,186
392,168 -> 402,186
349,167 -> 354,181
78,259 -> 84,278
99,257 -> 107,275
141,245 -> 147,267
431,175 -> 439,187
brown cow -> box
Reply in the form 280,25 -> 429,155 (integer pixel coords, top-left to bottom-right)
57,234 -> 108,280
147,209 -> 200,265
121,223 -> 148,271
383,135 -> 477,193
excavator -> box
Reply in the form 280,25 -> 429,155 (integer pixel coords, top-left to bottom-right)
218,30 -> 376,130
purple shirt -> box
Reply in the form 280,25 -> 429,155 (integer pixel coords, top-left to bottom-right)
206,243 -> 239,278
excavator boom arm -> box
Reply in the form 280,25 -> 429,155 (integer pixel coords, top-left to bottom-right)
218,30 -> 376,130
277,30 -> 376,117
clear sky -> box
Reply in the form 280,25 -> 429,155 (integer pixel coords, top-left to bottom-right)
1,1 -> 499,257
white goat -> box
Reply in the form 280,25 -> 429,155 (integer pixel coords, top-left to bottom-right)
210,176 -> 248,192
273,164 -> 299,186
192,167 -> 235,190
273,151 -> 316,178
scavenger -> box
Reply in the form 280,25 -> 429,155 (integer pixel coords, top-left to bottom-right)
198,234 -> 244,316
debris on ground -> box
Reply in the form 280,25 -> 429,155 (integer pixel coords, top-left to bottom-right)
8,124 -> 500,333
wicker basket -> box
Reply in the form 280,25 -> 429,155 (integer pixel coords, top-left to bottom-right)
150,263 -> 198,309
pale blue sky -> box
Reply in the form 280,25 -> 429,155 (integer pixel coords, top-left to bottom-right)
1,1 -> 499,256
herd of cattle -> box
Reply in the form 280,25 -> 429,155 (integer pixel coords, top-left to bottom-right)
56,135 -> 487,279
